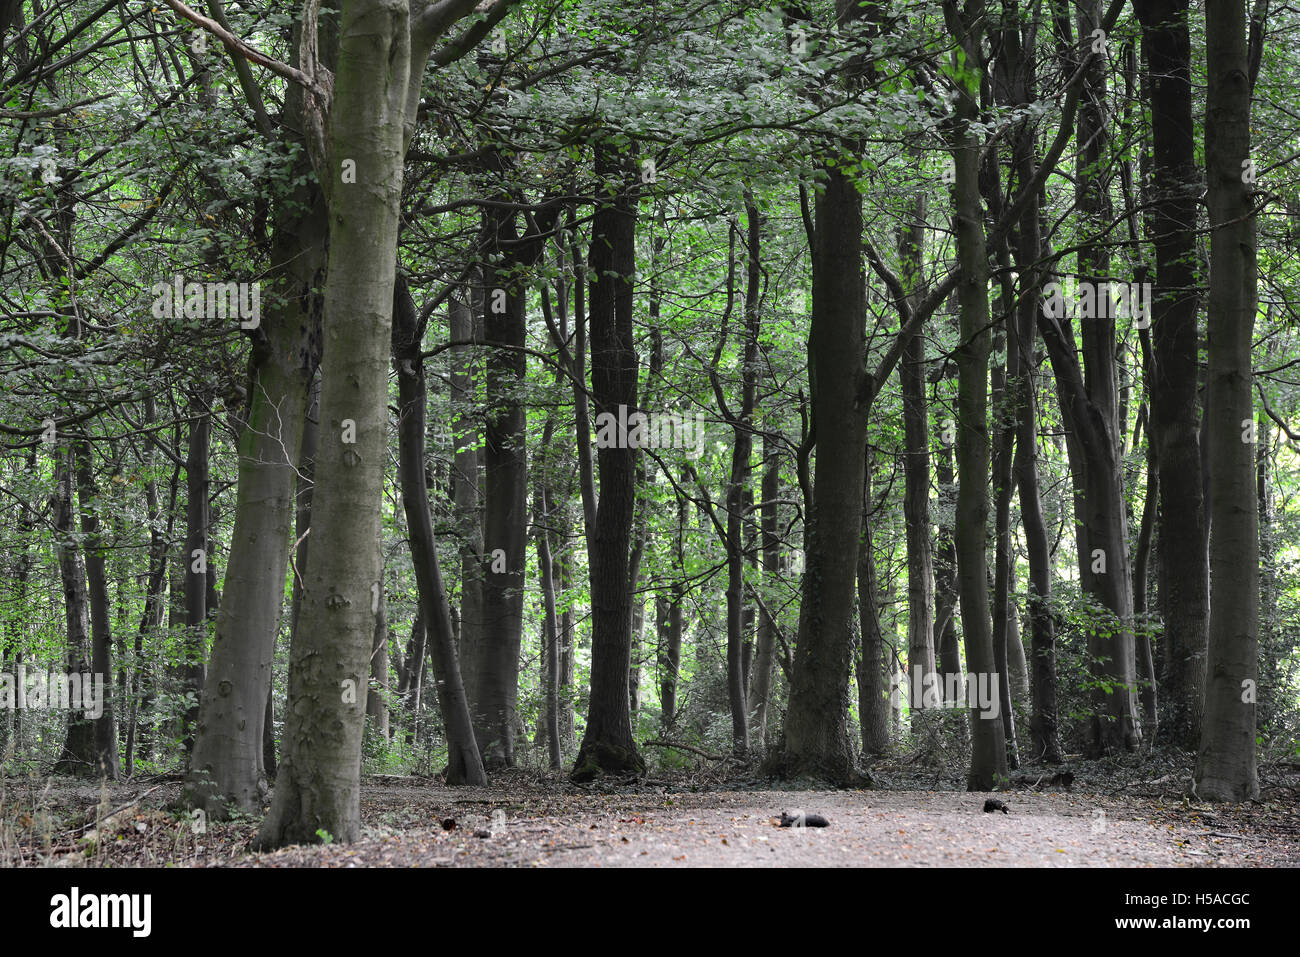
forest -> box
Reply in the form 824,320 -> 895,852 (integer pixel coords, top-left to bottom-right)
0,0 -> 1297,873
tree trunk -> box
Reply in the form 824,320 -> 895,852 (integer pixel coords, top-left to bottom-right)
75,442 -> 120,779
125,434 -> 169,778
447,292 -> 485,738
535,426 -> 562,770
366,581 -> 389,739
858,455 -> 891,755
996,0 -> 1063,763
629,594 -> 644,719
558,549 -> 577,751
1133,0 -> 1208,751
933,440 -> 961,698
571,142 -> 644,781
1071,0 -> 1141,756
990,356 -> 1020,771
469,205 -> 530,768
946,0 -> 1007,789
54,447 -> 95,775
774,156 -> 870,785
256,0 -> 411,847
396,610 -> 426,747
1194,0 -> 1259,801
186,23 -> 329,810
181,402 -> 209,758
898,191 -> 936,723
393,275 -> 487,785
749,439 -> 780,746
720,196 -> 762,757
1133,397 -> 1160,735
1006,584 -> 1029,704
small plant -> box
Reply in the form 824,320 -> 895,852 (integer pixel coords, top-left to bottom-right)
315,828 -> 334,845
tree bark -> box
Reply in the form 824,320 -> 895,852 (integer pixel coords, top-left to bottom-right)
186,11 -> 329,810
53,447 -> 95,776
75,441 -> 120,778
933,440 -> 961,698
1071,0 -> 1141,756
858,454 -> 891,755
990,357 -> 1019,770
468,204 -> 530,768
256,0 -> 411,847
945,0 -> 1007,789
749,438 -> 780,746
447,292 -> 485,737
181,402 -> 209,759
366,581 -> 389,739
898,190 -> 936,724
1133,398 -> 1160,736
393,274 -> 487,785
1194,0 -> 1259,801
558,548 -> 577,751
720,196 -> 762,757
534,423 -> 562,770
775,157 -> 870,784
571,142 -> 644,781
996,0 -> 1062,763
1133,0 -> 1208,750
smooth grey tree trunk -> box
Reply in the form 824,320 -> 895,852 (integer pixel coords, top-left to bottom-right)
897,190 -> 936,723
945,0 -> 1007,790
181,403 -> 209,758
256,0 -> 412,847
393,276 -> 487,786
572,142 -> 644,781
76,441 -> 120,779
470,206 -> 529,768
749,440 -> 780,747
54,447 -> 95,775
857,455 -> 891,756
779,160 -> 869,783
1073,0 -> 1141,756
186,12 -> 330,812
1195,0 -> 1259,802
1133,0 -> 1208,751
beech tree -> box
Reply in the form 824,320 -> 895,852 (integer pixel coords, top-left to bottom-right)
1194,0 -> 1260,802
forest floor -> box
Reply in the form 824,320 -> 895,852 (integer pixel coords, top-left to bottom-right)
2,755 -> 1298,867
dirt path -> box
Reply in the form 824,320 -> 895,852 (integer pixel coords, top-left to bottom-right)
246,785 -> 1299,868
5,778 -> 1296,867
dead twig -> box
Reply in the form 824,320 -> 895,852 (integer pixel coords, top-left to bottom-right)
69,784 -> 165,836
644,739 -> 727,761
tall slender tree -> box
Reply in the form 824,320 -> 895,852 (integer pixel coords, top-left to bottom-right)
1195,0 -> 1259,802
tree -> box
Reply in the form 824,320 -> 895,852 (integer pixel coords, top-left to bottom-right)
943,0 -> 1007,790
571,141 -> 644,782
1194,0 -> 1259,802
186,6 -> 331,816
392,274 -> 487,786
1132,0 -> 1208,750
